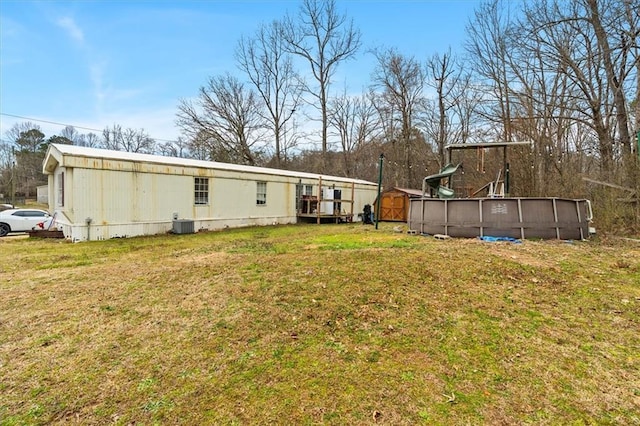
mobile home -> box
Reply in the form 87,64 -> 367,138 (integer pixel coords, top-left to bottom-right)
43,144 -> 378,241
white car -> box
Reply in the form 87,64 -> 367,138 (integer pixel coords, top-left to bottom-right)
0,209 -> 53,237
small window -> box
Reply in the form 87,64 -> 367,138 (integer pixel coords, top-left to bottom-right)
194,177 -> 209,205
58,172 -> 64,207
256,181 -> 267,205
304,185 -> 313,196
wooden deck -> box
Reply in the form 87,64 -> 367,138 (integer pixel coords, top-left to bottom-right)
296,179 -> 356,224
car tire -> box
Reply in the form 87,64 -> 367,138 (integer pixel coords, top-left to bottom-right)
0,223 -> 10,237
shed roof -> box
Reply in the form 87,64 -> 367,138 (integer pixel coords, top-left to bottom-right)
43,144 -> 376,186
383,187 -> 423,197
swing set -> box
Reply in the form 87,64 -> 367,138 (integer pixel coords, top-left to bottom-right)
444,141 -> 532,198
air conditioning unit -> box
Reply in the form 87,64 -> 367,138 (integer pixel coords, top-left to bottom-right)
172,219 -> 194,234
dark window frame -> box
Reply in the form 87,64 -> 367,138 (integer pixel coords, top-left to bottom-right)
256,181 -> 267,205
194,177 -> 209,205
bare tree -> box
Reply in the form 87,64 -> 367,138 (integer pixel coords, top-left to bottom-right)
0,122 -> 47,198
124,128 -> 155,154
459,0 -> 637,230
102,124 -> 156,154
328,91 -> 381,176
157,137 -> 190,158
466,0 -> 517,143
0,139 -> 16,199
101,124 -> 124,151
450,76 -> 483,145
370,48 -> 426,187
626,0 -> 640,144
236,20 -> 303,167
187,130 -> 220,163
0,140 -> 13,168
60,126 -> 81,144
521,0 -> 638,178
585,0 -> 635,158
424,50 -> 470,166
177,73 -> 266,166
281,0 -> 361,172
4,122 -> 44,152
506,31 -> 579,195
77,132 -> 101,148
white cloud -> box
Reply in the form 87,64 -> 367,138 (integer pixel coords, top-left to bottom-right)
56,16 -> 84,44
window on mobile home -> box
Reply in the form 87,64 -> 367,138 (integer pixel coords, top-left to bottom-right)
58,172 -> 64,207
304,184 -> 313,196
256,181 -> 267,205
194,177 -> 209,205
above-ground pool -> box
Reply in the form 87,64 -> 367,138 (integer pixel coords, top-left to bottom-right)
408,197 -> 593,240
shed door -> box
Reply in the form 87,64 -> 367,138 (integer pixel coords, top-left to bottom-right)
381,194 -> 406,221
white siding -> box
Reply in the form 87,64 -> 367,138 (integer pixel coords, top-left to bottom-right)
43,144 -> 378,241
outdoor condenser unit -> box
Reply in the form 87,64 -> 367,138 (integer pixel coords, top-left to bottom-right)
172,219 -> 195,234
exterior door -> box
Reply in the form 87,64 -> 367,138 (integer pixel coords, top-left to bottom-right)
381,193 -> 406,221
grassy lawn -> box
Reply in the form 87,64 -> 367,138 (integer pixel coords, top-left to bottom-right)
1,223 -> 639,425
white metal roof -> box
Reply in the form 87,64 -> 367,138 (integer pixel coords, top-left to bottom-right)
45,144 -> 377,186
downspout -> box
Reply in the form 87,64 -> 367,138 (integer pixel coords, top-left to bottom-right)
86,217 -> 92,241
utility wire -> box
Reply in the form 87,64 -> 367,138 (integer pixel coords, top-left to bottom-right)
0,112 -> 180,143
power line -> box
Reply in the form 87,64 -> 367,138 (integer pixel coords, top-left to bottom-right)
0,112 -> 180,143
1,113 -> 103,133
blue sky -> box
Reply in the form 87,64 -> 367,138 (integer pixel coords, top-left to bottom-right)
1,0 -> 481,143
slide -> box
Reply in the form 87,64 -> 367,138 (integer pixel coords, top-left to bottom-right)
423,163 -> 460,198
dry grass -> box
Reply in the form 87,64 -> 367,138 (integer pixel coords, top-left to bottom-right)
1,224 -> 639,425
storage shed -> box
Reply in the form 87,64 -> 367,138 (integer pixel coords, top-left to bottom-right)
42,144 -> 378,241
375,187 -> 423,222
36,185 -> 48,204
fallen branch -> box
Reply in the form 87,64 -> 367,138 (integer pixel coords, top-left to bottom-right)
582,177 -> 636,194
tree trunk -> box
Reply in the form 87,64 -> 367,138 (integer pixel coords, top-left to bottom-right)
587,0 -> 632,157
